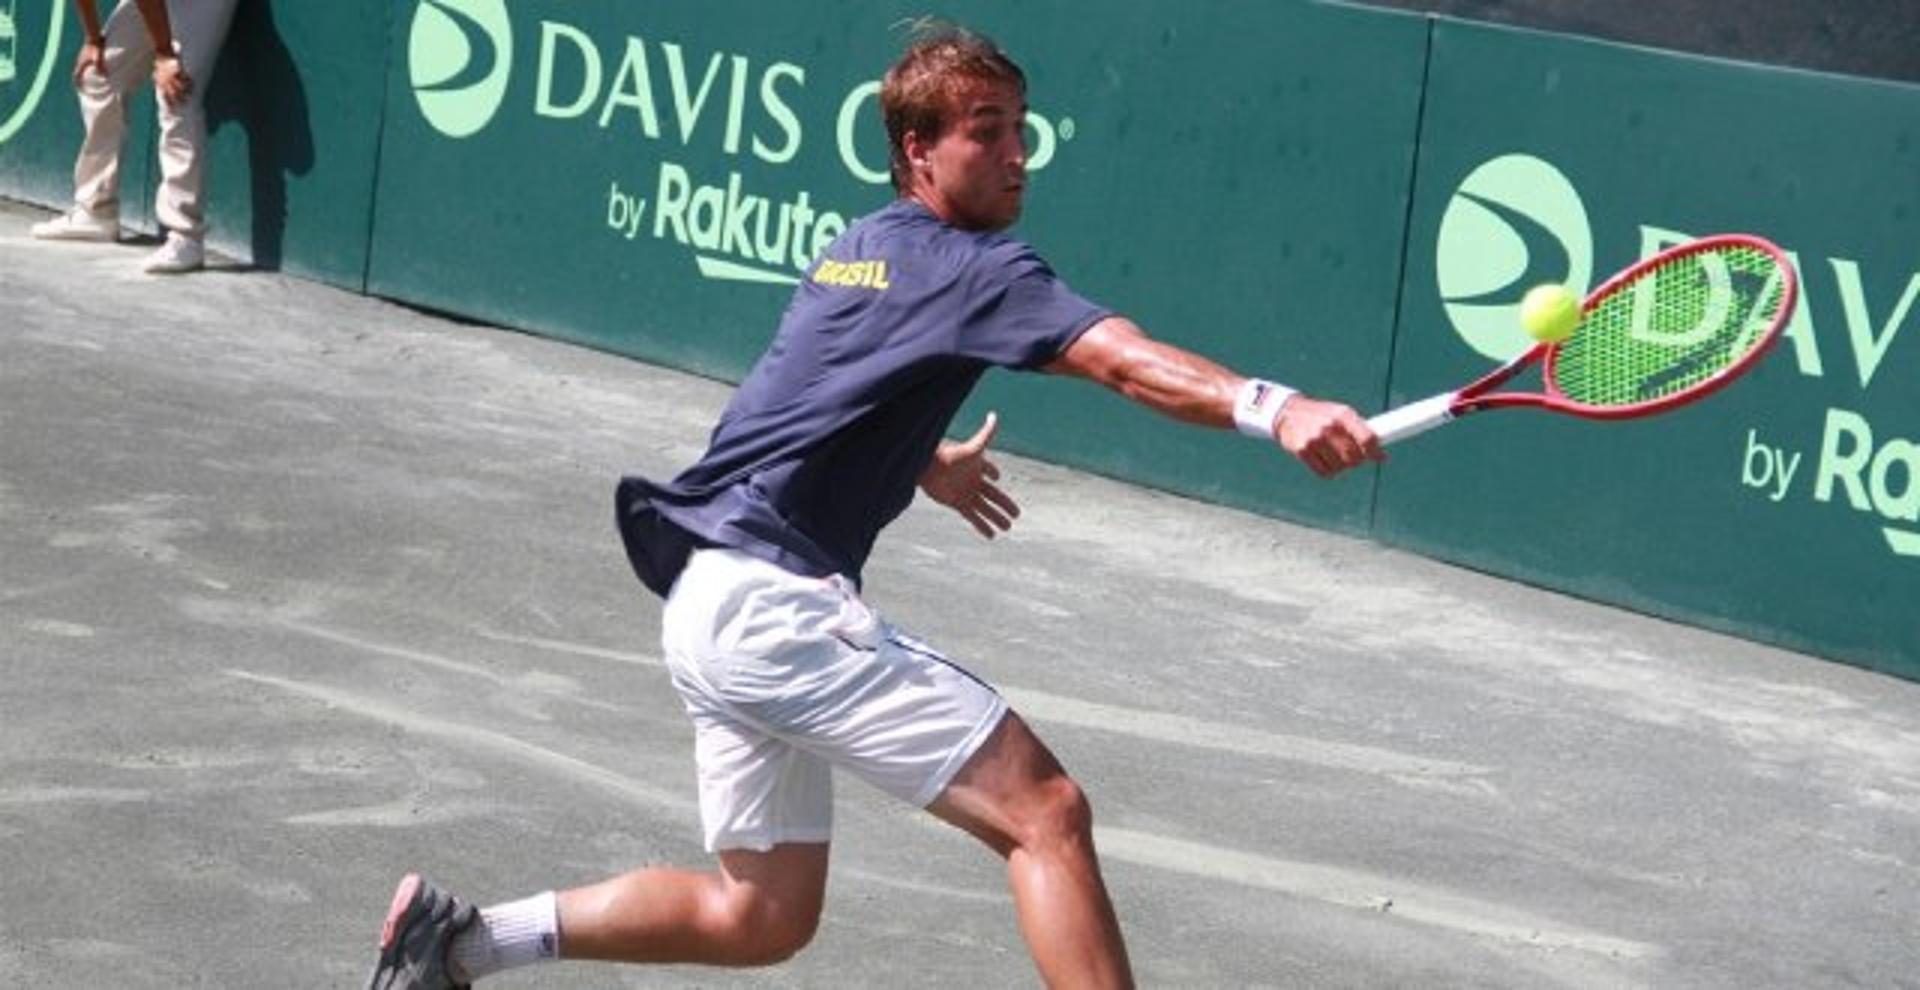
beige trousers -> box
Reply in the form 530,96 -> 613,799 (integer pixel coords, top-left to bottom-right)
72,0 -> 240,239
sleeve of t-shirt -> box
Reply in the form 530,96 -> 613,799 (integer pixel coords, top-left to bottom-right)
952,239 -> 1112,370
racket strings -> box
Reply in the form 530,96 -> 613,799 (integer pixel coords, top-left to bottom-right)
1551,245 -> 1786,408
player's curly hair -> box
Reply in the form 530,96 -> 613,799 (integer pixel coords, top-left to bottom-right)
880,20 -> 1026,192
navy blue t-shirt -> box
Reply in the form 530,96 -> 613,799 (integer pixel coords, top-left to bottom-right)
616,199 -> 1110,596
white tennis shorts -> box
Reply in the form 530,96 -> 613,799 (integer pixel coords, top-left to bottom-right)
661,548 -> 1008,852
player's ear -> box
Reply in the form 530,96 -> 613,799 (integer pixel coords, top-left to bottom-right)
903,129 -> 931,171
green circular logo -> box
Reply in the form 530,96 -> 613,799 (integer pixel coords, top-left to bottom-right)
408,0 -> 512,140
1435,154 -> 1593,359
0,0 -> 67,146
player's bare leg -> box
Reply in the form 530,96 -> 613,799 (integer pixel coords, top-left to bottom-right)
554,842 -> 829,966
930,713 -> 1134,989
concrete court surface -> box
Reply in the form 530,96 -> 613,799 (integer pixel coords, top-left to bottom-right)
2,197 -> 1917,989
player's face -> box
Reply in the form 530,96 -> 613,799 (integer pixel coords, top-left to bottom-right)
915,79 -> 1028,231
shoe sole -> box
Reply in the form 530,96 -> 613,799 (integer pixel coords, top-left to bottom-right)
367,873 -> 424,988
380,873 -> 424,952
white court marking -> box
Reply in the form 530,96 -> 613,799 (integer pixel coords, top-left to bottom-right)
227,670 -> 692,815
1001,687 -> 1493,781
480,630 -> 1494,783
476,627 -> 661,667
1096,826 -> 1659,961
232,669 -> 1647,962
277,619 -> 628,715
0,786 -> 152,805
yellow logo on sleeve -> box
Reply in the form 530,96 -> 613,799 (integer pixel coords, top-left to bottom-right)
811,258 -> 892,290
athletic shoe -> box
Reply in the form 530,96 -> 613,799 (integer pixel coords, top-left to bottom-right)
143,232 -> 204,274
29,206 -> 119,242
366,873 -> 478,990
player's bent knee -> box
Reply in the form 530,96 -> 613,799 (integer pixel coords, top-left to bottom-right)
1017,774 -> 1095,852
719,887 -> 822,966
735,913 -> 818,966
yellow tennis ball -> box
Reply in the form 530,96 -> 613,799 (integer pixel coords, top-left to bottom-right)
1519,284 -> 1581,343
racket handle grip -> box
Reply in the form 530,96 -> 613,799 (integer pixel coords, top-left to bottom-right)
1367,393 -> 1458,446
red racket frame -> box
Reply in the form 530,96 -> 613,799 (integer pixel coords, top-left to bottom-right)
1448,233 -> 1798,421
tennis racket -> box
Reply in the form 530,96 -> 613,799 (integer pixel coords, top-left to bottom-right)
1369,234 -> 1798,445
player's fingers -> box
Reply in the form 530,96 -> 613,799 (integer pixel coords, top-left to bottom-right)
981,483 -> 1020,519
968,492 -> 1011,525
963,508 -> 1000,539
973,501 -> 1013,533
1298,434 -> 1328,473
1323,429 -> 1365,470
1338,410 -> 1387,461
982,458 -> 1000,482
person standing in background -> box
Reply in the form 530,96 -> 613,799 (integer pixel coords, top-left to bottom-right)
29,0 -> 240,274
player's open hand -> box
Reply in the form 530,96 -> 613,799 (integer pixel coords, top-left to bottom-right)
919,412 -> 1021,539
1276,396 -> 1386,478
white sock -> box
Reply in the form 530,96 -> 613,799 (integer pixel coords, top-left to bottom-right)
448,891 -> 561,982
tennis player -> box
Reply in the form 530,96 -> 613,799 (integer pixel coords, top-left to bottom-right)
368,22 -> 1382,990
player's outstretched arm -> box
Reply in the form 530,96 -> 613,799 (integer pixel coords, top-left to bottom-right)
1044,316 -> 1384,478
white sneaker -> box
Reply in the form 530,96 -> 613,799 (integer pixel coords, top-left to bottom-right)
30,206 -> 120,242
143,232 -> 205,274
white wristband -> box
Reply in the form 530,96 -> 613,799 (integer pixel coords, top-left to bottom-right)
1233,378 -> 1296,440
